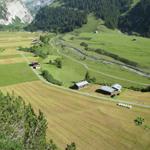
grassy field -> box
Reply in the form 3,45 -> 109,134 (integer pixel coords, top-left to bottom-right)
42,55 -> 87,87
0,32 -> 39,86
74,32 -> 150,71
1,80 -> 150,150
0,63 -> 38,86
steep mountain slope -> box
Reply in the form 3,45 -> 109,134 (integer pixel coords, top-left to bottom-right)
0,0 -> 32,25
28,0 -> 133,32
22,0 -> 53,15
119,0 -> 150,37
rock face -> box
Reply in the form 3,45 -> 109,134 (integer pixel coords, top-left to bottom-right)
22,0 -> 53,15
0,0 -> 33,25
0,0 -> 53,25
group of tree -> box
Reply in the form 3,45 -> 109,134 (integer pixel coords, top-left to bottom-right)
26,0 -> 133,32
119,0 -> 150,37
0,91 -> 76,150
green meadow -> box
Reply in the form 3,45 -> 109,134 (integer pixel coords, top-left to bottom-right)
78,32 -> 150,70
0,63 -> 38,86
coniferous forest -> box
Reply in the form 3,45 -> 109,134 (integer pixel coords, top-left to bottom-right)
27,0 -> 132,33
119,0 -> 150,37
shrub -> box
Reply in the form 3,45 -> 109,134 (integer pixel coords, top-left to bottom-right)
65,142 -> 76,150
141,86 -> 150,92
80,42 -> 88,47
40,35 -> 51,44
55,58 -> 62,68
134,117 -> 144,126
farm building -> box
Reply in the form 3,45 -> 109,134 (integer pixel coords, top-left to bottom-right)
112,84 -> 122,91
73,81 -> 89,89
29,62 -> 40,69
97,84 -> 122,96
98,86 -> 116,95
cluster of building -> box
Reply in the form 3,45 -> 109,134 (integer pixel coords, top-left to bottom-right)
73,80 -> 122,97
99,84 -> 122,97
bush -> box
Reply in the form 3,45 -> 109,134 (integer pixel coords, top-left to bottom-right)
40,35 -> 51,44
55,58 -> 62,68
65,142 -> 76,150
141,86 -> 150,92
80,42 -> 88,47
134,117 -> 144,126
42,70 -> 62,86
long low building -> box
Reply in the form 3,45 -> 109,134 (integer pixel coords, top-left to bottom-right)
98,83 -> 122,96
74,81 -> 89,89
99,86 -> 116,95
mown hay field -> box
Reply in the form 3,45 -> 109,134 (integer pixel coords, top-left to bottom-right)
0,32 -> 39,86
1,81 -> 150,150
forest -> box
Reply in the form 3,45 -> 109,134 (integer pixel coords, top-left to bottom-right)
119,0 -> 150,37
26,7 -> 87,32
27,0 -> 132,32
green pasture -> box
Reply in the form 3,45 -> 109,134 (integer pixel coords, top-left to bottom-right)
0,63 -> 38,86
77,32 -> 150,71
